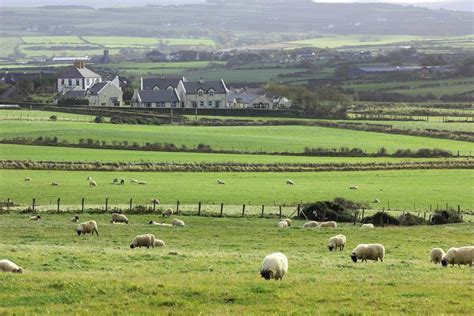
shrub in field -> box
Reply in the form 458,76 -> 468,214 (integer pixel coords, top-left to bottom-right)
398,212 -> 426,226
431,210 -> 463,225
362,212 -> 400,227
300,199 -> 356,222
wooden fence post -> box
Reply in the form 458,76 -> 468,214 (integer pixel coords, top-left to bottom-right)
57,198 -> 60,212
105,198 -> 109,212
297,204 -> 300,216
361,208 -> 365,220
129,198 -> 133,212
153,200 -> 157,212
6,198 -> 10,211
176,201 -> 180,214
261,205 -> 265,218
198,202 -> 201,216
242,204 -> 245,217
457,205 -> 460,213
428,214 -> 432,222
387,201 -> 390,210
279,206 -> 282,218
220,203 -> 224,217
32,198 -> 35,212
81,198 -> 85,212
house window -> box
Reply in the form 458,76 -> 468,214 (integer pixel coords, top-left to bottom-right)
158,102 -> 165,108
68,79 -> 72,85
208,101 -> 212,107
198,90 -> 203,97
200,101 -> 204,107
215,101 -> 220,108
209,90 -> 214,96
192,101 -> 198,108
76,79 -> 80,85
171,102 -> 177,107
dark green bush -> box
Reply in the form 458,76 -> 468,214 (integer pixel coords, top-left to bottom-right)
399,213 -> 426,226
300,199 -> 356,222
431,210 -> 463,225
362,212 -> 399,227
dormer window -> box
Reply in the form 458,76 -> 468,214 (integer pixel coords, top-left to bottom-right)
153,86 -> 160,91
198,89 -> 203,97
209,90 -> 214,96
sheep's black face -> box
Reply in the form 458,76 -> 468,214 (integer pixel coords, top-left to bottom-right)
130,244 -> 135,249
77,230 -> 82,236
441,259 -> 448,267
328,246 -> 334,252
149,221 -> 153,224
260,270 -> 272,280
351,253 -> 358,263
37,216 -> 41,219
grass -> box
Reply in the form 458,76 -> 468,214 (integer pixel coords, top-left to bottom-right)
346,119 -> 474,133
1,144 -> 464,164
0,214 -> 472,314
0,121 -> 472,155
288,35 -> 421,48
0,110 -> 101,122
1,169 -> 472,210
21,36 -> 85,44
0,37 -> 22,58
83,36 -> 215,47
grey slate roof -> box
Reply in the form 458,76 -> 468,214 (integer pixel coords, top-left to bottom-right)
64,90 -> 86,98
183,80 -> 227,94
138,89 -> 180,103
88,82 -> 107,95
59,66 -> 101,79
227,93 -> 259,103
142,77 -> 182,90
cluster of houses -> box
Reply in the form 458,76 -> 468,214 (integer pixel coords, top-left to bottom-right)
56,62 -> 291,109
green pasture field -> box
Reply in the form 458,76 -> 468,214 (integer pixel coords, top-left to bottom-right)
184,67 -> 309,83
0,214 -> 472,314
346,119 -> 474,133
21,36 -> 85,44
0,37 -> 22,58
288,34 -> 421,48
1,169 -> 472,210
1,121 -> 472,155
0,110 -> 101,122
101,61 -> 224,72
83,36 -> 215,47
0,144 -> 464,164
0,63 -> 70,69
18,46 -> 120,58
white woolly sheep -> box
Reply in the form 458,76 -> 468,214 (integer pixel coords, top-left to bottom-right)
303,221 -> 319,228
130,234 -> 155,249
284,219 -> 292,227
441,246 -> 474,267
217,179 -> 226,184
171,219 -> 185,227
149,221 -> 173,227
349,185 -> 358,190
154,239 -> 166,247
51,181 -> 59,186
351,244 -> 385,263
362,223 -> 374,229
0,259 -> 23,273
328,234 -> 346,252
130,179 -> 139,184
319,221 -> 337,228
29,215 -> 41,221
373,199 -> 380,203
286,179 -> 294,185
111,213 -> 129,224
138,181 -> 146,185
430,248 -> 445,264
162,208 -> 174,217
260,252 -> 288,281
277,220 -> 289,228
89,180 -> 97,187
76,220 -> 99,236
70,215 -> 79,223
24,177 -> 31,181
86,176 -> 92,181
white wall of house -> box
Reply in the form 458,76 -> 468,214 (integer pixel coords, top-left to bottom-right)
87,83 -> 122,107
57,76 -> 101,93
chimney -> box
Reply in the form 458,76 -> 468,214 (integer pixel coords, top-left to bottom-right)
74,60 -> 85,68
198,77 -> 204,84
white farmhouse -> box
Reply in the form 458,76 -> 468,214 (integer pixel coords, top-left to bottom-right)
177,78 -> 228,108
57,61 -> 102,94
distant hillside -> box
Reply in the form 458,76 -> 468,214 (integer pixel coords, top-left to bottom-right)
0,2 -> 472,37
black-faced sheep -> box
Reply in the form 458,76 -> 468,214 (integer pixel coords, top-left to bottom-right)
260,252 -> 288,281
76,220 -> 99,236
217,179 -> 226,185
286,179 -> 294,185
351,244 -> 385,263
0,259 -> 23,273
89,180 -> 97,187
162,208 -> 173,217
120,178 -> 125,185
113,178 -> 118,184
86,176 -> 92,181
430,248 -> 445,264
373,199 -> 380,203
284,219 -> 292,227
130,234 -> 155,249
51,181 -> 59,186
319,221 -> 337,228
349,185 -> 358,190
441,246 -> 474,267
303,221 -> 319,228
111,213 -> 129,224
29,215 -> 41,221
70,215 -> 79,223
328,234 -> 346,252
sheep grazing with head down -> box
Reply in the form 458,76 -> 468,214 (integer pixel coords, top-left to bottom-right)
29,215 -> 41,221
130,179 -> 139,184
284,219 -> 292,227
51,181 -> 59,186
111,213 -> 129,224
24,177 -> 31,182
154,239 -> 166,247
328,234 -> 346,252
217,179 -> 226,185
260,252 -> 288,281
113,178 -> 118,184
441,246 -> 474,267
0,259 -> 23,273
277,220 -> 289,228
162,208 -> 173,217
120,178 -> 125,185
171,219 -> 185,227
149,221 -> 173,227
430,248 -> 445,264
70,215 -> 79,223
349,185 -> 358,190
89,180 -> 97,187
76,220 -> 99,236
130,234 -> 155,249
319,221 -> 337,228
362,223 -> 374,229
303,221 -> 319,228
286,179 -> 294,185
351,244 -> 385,263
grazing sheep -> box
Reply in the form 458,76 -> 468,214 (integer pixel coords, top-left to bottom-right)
111,213 -> 129,224
441,246 -> 474,267
154,239 -> 166,247
373,199 -> 380,203
303,221 -> 319,228
120,178 -> 125,185
217,179 -> 226,185
70,215 -> 79,223
351,244 -> 385,263
328,234 -> 346,252
349,185 -> 358,190
130,234 -> 155,249
362,223 -> 375,229
0,259 -> 23,273
29,215 -> 41,221
130,179 -> 139,184
113,178 -> 118,184
284,219 -> 292,227
51,181 -> 59,186
89,180 -> 97,187
277,220 -> 289,228
76,220 -> 99,236
286,179 -> 294,185
260,252 -> 288,281
319,221 -> 337,228
430,248 -> 445,264
24,177 -> 31,181
86,176 -> 92,180
162,208 -> 173,217
151,198 -> 160,205
149,221 -> 173,227
171,219 -> 185,227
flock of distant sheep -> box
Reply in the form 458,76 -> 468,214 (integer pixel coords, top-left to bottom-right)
2,214 -> 472,279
